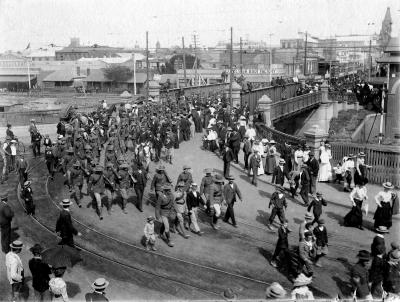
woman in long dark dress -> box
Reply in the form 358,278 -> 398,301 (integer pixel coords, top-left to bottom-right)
374,182 -> 394,230
344,180 -> 368,230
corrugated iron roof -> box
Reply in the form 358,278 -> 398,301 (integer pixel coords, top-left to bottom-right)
43,69 -> 86,82
0,75 -> 37,82
83,69 -> 112,82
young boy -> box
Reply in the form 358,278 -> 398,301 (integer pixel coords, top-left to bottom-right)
332,161 -> 344,183
144,216 -> 157,251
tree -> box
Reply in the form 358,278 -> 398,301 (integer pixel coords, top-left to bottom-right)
103,66 -> 133,83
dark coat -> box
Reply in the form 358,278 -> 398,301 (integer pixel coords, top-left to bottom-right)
0,201 -> 14,228
307,157 -> 320,176
300,169 -> 310,186
186,191 -> 203,211
313,226 -> 328,247
228,132 -> 241,149
55,209 -> 78,240
276,226 -> 289,249
222,148 -> 234,163
85,292 -> 109,302
272,165 -> 290,185
133,170 -> 147,190
369,256 -> 385,284
28,258 -> 51,293
223,183 -> 242,204
371,235 -> 386,257
307,197 -> 327,217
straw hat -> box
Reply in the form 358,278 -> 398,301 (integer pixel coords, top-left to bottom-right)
266,282 -> 287,299
60,199 -> 73,207
293,273 -> 312,287
375,226 -> 389,233
10,240 -> 23,250
91,278 -> 109,291
383,182 -> 394,189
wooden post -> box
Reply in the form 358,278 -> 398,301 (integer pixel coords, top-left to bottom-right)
146,31 -> 149,101
182,37 -> 187,88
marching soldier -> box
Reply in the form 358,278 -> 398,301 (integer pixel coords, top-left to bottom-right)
15,155 -> 28,186
44,146 -> 56,179
176,165 -> 193,192
103,162 -> 118,215
70,161 -> 84,208
200,168 -> 214,214
62,147 -> 75,189
21,181 -> 35,216
209,174 -> 224,229
105,145 -> 117,167
88,166 -> 106,220
155,184 -> 175,247
151,165 -> 172,201
117,163 -> 134,214
174,182 -> 190,238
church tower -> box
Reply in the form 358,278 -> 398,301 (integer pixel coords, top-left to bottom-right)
378,7 -> 392,48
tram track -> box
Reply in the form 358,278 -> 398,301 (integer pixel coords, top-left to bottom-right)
22,158 -> 282,299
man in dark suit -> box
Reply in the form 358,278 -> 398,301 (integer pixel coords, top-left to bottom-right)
228,130 -> 241,164
223,176 -> 243,227
133,163 -> 147,212
270,219 -> 290,269
306,152 -> 319,195
85,278 -> 110,302
186,183 -> 204,235
28,244 -> 52,301
299,164 -> 311,206
0,193 -> 14,253
221,146 -> 234,179
249,150 -> 261,186
55,199 -> 81,247
313,219 -> 328,267
242,135 -> 252,170
272,158 -> 290,186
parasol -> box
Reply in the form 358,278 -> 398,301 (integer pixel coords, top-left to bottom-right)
42,245 -> 82,268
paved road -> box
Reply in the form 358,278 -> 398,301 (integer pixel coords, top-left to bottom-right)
1,131 -> 398,300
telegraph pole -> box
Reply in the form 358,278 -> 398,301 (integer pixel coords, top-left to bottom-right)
182,37 -> 187,87
303,31 -> 308,76
229,26 -> 233,106
240,37 -> 243,75
368,39 -> 372,81
146,31 -> 149,101
192,32 -> 198,86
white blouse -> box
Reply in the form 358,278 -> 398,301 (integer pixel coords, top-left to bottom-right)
350,186 -> 368,201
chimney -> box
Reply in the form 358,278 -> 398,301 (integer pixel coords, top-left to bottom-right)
87,68 -> 90,76
76,66 -> 80,76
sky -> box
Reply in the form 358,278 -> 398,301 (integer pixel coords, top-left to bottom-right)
0,0 -> 399,52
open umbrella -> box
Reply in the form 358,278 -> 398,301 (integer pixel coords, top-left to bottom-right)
42,245 -> 82,268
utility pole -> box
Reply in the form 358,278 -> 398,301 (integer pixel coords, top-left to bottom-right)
182,36 -> 187,87
368,39 -> 372,81
303,31 -> 308,76
269,34 -> 273,84
240,37 -> 243,75
192,32 -> 199,86
146,31 -> 149,101
229,27 -> 233,106
27,59 -> 31,98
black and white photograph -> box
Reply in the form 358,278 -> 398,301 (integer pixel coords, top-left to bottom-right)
0,0 -> 399,300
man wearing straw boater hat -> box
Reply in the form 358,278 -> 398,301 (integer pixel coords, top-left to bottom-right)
5,240 -> 24,301
85,278 -> 110,302
55,199 -> 81,247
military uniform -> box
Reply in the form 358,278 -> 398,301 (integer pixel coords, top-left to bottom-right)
155,186 -> 176,247
117,163 -> 132,214
209,175 -> 224,229
70,162 -> 84,207
103,163 -> 118,214
200,171 -> 214,214
45,146 -> 55,178
88,167 -> 105,220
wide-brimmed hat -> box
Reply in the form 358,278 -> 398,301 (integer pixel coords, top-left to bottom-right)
29,243 -> 44,255
305,213 -> 313,220
191,183 -> 198,188
317,218 -> 325,225
156,165 -> 166,171
73,161 -> 81,167
213,174 -> 224,183
226,175 -> 235,181
376,226 -> 389,233
176,181 -> 185,187
60,199 -> 73,207
261,138 -> 269,144
10,240 -> 23,250
383,182 -> 394,189
106,162 -> 114,168
66,147 -> 74,153
391,242 -> 400,250
357,250 -> 371,260
316,192 -> 323,197
91,278 -> 109,290
293,273 -> 312,287
358,152 -> 366,157
23,180 -> 31,187
279,158 -> 286,164
204,168 -> 212,174
265,282 -> 287,298
221,288 -> 237,301
183,165 -> 191,170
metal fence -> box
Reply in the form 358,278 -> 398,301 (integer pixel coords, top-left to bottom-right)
272,92 -> 322,121
330,142 -> 400,187
241,83 -> 300,114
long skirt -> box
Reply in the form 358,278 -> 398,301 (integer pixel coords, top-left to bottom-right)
344,198 -> 363,227
374,201 -> 392,229
265,155 -> 276,174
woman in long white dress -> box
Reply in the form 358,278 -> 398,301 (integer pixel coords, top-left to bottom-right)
318,144 -> 332,182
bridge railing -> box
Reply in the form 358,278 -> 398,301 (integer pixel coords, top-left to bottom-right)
255,122 -> 306,154
271,92 -> 322,121
241,83 -> 300,114
328,91 -> 357,103
330,142 -> 400,187
160,83 -> 228,101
